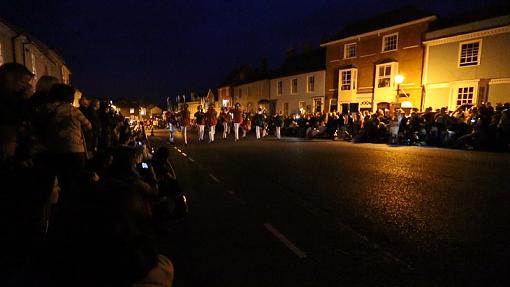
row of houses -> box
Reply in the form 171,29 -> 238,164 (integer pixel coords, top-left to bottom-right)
0,18 -> 71,86
216,7 -> 510,115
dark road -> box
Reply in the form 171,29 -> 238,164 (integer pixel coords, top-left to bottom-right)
150,128 -> 510,287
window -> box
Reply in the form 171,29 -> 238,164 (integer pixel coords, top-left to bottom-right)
313,98 -> 323,112
291,78 -> 298,94
284,103 -> 289,115
277,81 -> 283,96
459,40 -> 481,67
299,101 -> 306,113
340,69 -> 357,91
330,99 -> 338,112
238,88 -> 243,98
0,42 -> 3,66
130,108 -> 135,114
382,33 -> 398,52
344,43 -> 357,59
456,87 -> 474,106
377,64 -> 392,88
307,76 -> 315,92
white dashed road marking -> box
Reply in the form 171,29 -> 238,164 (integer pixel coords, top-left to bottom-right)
264,223 -> 307,258
209,174 -> 221,183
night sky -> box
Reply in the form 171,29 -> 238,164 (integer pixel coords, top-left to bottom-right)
2,0 -> 508,103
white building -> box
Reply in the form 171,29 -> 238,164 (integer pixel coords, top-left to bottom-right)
270,69 -> 326,116
423,14 -> 510,111
0,18 -> 71,85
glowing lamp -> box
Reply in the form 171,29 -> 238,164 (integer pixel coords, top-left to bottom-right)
395,75 -> 405,85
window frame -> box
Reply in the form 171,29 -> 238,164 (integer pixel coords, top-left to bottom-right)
291,78 -> 298,94
456,86 -> 475,107
307,75 -> 315,93
344,42 -> 357,59
375,63 -> 396,89
458,39 -> 482,68
382,32 -> 398,52
339,68 -> 357,91
329,99 -> 338,112
277,80 -> 283,96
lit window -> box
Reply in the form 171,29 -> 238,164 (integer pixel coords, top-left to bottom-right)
307,76 -> 315,92
382,33 -> 398,52
130,108 -> 135,114
377,64 -> 392,88
314,98 -> 322,112
459,40 -> 481,67
277,81 -> 283,95
340,69 -> 357,90
456,87 -> 474,106
344,43 -> 357,59
291,79 -> 298,94
341,70 -> 351,90
299,101 -> 306,113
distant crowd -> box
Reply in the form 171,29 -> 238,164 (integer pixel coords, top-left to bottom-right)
166,101 -> 510,152
282,104 -> 510,151
0,63 -> 175,286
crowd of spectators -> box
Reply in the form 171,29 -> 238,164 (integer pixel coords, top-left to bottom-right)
275,104 -> 510,151
0,63 -> 175,286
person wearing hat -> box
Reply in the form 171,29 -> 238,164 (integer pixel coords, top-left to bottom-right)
177,104 -> 190,145
229,103 -> 243,141
194,105 -> 206,142
205,105 -> 218,143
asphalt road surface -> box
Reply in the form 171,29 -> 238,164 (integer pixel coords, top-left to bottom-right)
149,128 -> 510,287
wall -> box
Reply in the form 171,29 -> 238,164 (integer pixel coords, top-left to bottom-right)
270,70 -> 325,115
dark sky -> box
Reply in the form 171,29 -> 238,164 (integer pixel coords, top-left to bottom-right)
2,0 -> 508,103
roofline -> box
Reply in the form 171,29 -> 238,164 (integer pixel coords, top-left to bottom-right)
269,68 -> 325,80
320,16 -> 437,47
423,24 -> 510,46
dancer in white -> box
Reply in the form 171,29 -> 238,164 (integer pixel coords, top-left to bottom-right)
164,110 -> 177,144
177,104 -> 190,145
229,103 -> 243,141
194,105 -> 206,142
274,111 -> 284,140
206,105 -> 218,143
220,107 -> 230,139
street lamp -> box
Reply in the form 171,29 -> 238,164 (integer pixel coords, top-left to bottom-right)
394,74 -> 404,104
